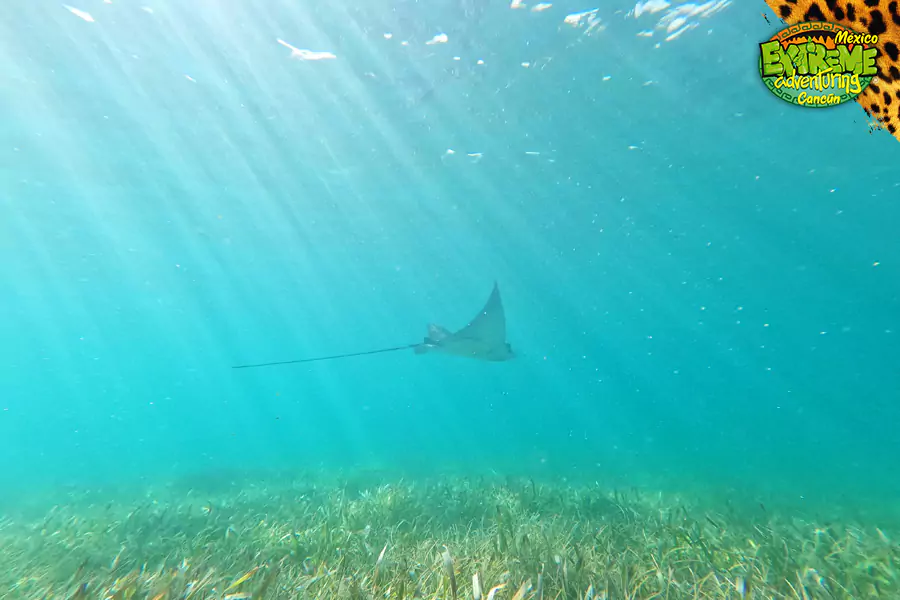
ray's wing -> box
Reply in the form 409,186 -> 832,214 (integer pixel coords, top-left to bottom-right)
445,281 -> 506,346
427,324 -> 453,342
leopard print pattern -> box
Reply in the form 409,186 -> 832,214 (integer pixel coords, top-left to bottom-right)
764,0 -> 900,141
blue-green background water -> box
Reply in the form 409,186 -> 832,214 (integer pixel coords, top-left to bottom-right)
1,0 -> 898,518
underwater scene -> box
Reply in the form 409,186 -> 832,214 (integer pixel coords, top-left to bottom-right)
2,0 -> 900,598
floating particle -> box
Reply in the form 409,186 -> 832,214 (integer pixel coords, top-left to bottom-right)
297,49 -> 336,60
637,30 -> 654,37
64,5 -> 95,21
510,0 -> 526,8
642,80 -> 656,86
521,62 -> 531,67
477,59 -> 485,65
532,3 -> 552,11
426,33 -> 449,45
602,75 -> 611,81
277,39 -> 336,60
873,261 -> 880,267
185,75 -> 196,82
453,56 -> 461,61
383,32 -> 393,39
525,151 -> 540,155
141,6 -> 153,13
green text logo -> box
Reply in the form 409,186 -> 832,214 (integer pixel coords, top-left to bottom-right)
759,21 -> 879,107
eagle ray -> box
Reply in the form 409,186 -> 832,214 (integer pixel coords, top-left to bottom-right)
232,282 -> 513,369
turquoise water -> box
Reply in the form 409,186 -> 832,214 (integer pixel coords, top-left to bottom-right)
1,0 -> 898,521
